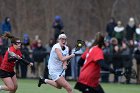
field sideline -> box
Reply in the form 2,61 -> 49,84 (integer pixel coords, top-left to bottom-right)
0,79 -> 140,93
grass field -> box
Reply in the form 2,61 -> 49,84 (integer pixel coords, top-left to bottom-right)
0,79 -> 140,93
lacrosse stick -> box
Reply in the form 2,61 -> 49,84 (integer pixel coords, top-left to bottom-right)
8,48 -> 31,65
59,40 -> 85,76
120,68 -> 137,79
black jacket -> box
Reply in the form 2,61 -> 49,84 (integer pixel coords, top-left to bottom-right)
33,46 -> 46,62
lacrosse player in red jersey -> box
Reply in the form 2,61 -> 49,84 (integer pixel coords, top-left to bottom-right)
0,32 -> 33,93
75,32 -> 115,93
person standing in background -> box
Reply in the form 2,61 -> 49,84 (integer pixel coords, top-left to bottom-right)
135,24 -> 140,43
125,40 -> 135,84
134,43 -> 140,84
113,20 -> 125,45
52,16 -> 64,43
1,17 -> 12,49
125,17 -> 136,41
44,38 -> 55,78
1,17 -> 12,34
20,43 -> 34,78
111,38 -> 122,83
102,39 -> 112,83
106,17 -> 117,39
32,40 -> 46,78
120,40 -> 131,83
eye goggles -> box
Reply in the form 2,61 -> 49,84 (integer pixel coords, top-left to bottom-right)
14,42 -> 22,45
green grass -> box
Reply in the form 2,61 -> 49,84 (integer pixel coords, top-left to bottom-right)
0,79 -> 140,93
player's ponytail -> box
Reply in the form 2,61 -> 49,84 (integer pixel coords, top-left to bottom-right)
1,32 -> 20,44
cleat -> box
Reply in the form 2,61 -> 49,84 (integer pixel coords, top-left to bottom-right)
38,76 -> 45,87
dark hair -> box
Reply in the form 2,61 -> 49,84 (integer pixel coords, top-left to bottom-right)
60,31 -> 64,34
92,32 -> 105,48
2,32 -> 20,44
5,17 -> 10,22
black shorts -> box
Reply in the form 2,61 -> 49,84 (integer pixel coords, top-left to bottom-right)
74,82 -> 104,93
0,69 -> 15,78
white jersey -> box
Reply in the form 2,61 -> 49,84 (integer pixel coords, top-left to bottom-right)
48,43 -> 69,70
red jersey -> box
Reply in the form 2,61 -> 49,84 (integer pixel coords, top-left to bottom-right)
81,48 -> 89,59
78,46 -> 104,87
0,55 -> 2,66
0,46 -> 22,72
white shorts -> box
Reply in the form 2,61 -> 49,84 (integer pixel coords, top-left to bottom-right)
49,69 -> 65,81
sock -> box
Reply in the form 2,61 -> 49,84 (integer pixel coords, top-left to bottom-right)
44,79 -> 49,84
0,85 -> 2,90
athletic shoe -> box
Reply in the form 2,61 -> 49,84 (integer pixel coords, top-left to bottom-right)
38,76 -> 46,87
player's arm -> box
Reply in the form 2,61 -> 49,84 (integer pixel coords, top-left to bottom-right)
8,51 -> 33,66
97,59 -> 115,73
78,57 -> 85,67
18,58 -> 30,65
7,51 -> 18,62
8,56 -> 18,62
55,48 -> 75,62
62,61 -> 68,70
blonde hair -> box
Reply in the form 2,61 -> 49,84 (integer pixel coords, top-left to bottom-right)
58,34 -> 67,39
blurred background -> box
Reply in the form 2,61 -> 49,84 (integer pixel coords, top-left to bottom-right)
0,0 -> 140,85
0,0 -> 140,46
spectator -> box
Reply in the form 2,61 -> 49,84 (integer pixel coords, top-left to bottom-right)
113,20 -> 125,45
53,16 -> 64,43
102,39 -> 112,82
106,17 -> 117,39
120,40 -> 131,83
45,38 -> 55,53
20,44 -> 34,78
110,37 -> 123,83
125,17 -> 136,41
31,35 -> 40,50
71,47 -> 84,80
1,17 -> 12,34
23,34 -> 30,46
125,40 -> 135,84
32,40 -> 46,78
1,17 -> 12,48
134,43 -> 140,84
135,24 -> 140,42
44,38 -> 55,78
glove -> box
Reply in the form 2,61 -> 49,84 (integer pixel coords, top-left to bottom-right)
110,68 -> 122,76
114,70 -> 123,76
109,68 -> 115,74
8,56 -> 18,62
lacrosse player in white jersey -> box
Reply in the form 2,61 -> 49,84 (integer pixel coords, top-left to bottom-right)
38,32 -> 75,93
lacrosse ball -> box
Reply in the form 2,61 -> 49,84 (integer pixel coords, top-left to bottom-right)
78,43 -> 82,47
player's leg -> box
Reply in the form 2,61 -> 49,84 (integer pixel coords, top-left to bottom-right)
9,75 -> 18,93
38,76 -> 73,93
38,76 -> 62,89
94,84 -> 105,93
55,76 -> 73,93
35,62 -> 39,78
1,77 -> 15,91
